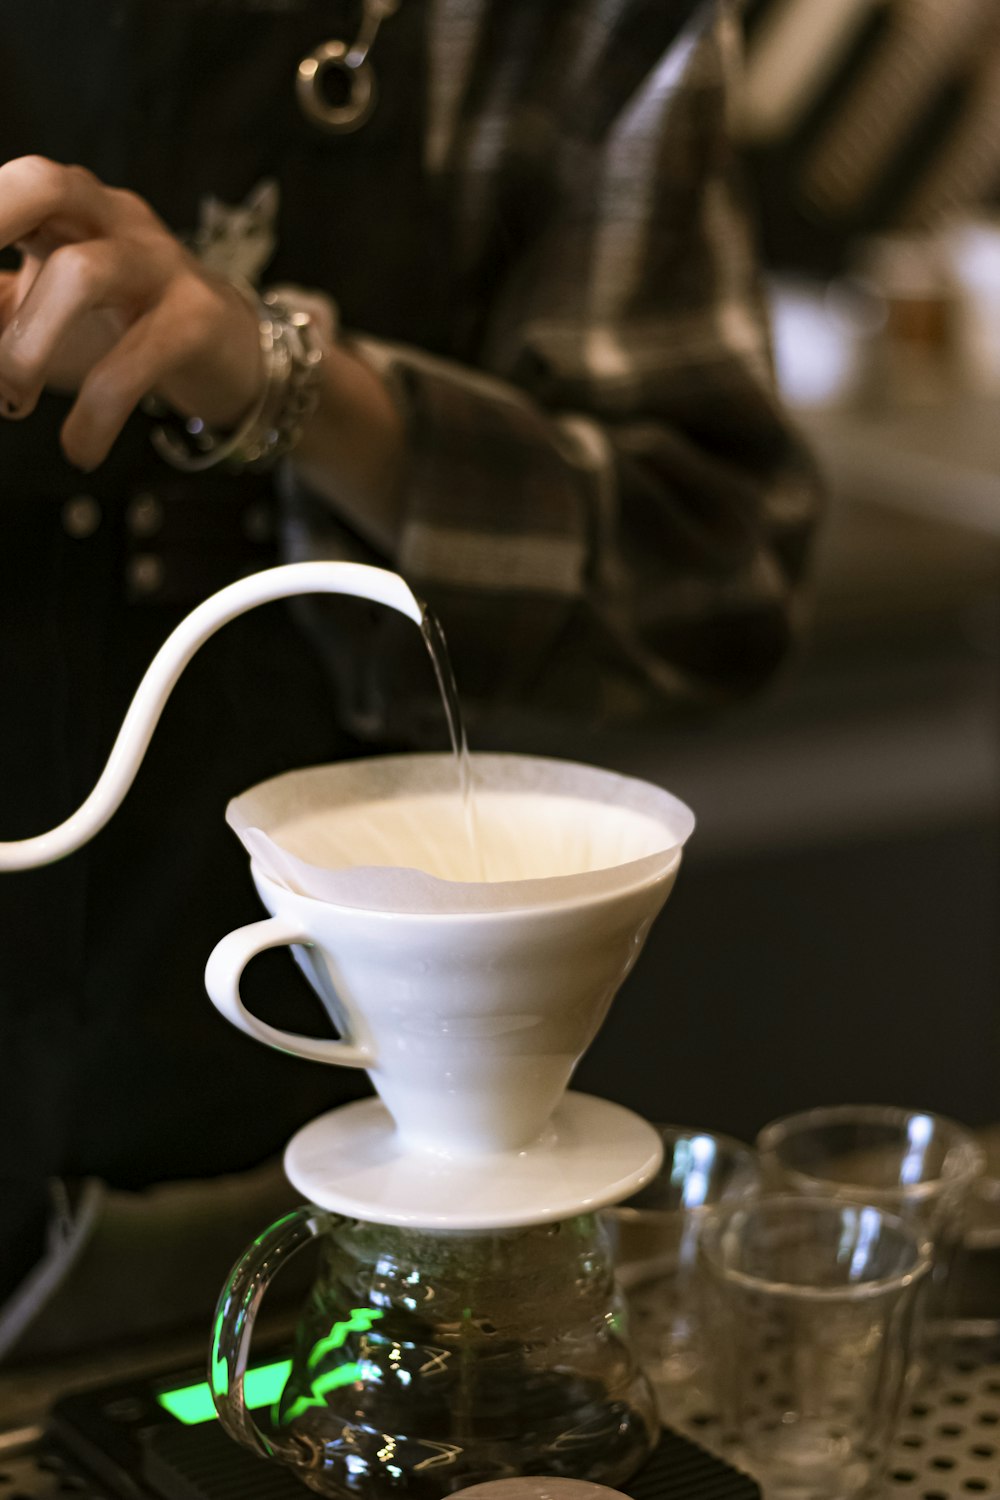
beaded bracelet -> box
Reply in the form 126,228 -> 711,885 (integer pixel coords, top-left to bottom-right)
150,289 -> 327,474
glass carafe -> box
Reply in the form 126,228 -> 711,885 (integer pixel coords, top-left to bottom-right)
212,1208 -> 659,1498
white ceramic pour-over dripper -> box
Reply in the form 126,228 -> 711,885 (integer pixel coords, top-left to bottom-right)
205,754 -> 695,1229
0,562 -> 421,871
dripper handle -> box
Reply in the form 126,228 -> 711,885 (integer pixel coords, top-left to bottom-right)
211,1204 -> 328,1458
205,915 -> 371,1067
0,561 -> 423,871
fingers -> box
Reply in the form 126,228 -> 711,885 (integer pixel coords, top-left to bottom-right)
0,239 -> 154,415
0,157 -> 262,467
0,256 -> 42,340
0,273 -> 39,418
60,288 -> 214,471
0,157 -> 120,252
0,275 -> 24,403
0,271 -> 21,324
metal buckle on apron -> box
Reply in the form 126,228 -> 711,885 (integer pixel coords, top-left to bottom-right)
296,0 -> 401,134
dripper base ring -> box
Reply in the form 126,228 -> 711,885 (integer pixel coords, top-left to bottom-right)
284,1091 -> 663,1229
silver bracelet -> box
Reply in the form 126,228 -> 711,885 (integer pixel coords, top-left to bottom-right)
150,289 -> 327,474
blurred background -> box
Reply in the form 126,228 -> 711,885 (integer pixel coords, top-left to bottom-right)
578,0 -> 1000,1136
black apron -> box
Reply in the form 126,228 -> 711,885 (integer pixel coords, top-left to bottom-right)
0,0 -> 453,1229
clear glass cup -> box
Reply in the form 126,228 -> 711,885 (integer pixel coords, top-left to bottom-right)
603,1126 -> 759,1420
948,1132 -> 1000,1343
699,1195 -> 931,1499
756,1105 -> 984,1344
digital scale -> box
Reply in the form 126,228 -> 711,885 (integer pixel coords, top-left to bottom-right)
6,1335 -> 1000,1500
0,1352 -> 760,1500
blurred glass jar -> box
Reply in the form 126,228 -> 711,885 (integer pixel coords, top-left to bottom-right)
602,1126 -> 759,1418
768,274 -> 886,412
943,218 -> 1000,397
851,233 -> 956,407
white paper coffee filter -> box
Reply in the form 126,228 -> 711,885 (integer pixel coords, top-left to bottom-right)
227,754 -> 695,914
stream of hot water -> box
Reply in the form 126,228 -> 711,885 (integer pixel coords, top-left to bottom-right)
419,606 -> 486,881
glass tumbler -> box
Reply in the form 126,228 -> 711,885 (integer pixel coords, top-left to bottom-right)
603,1126 -> 758,1418
948,1133 -> 1000,1343
699,1195 -> 931,1499
756,1104 -> 983,1342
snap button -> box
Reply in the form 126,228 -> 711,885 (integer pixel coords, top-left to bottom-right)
61,494 -> 101,539
128,554 -> 164,596
126,491 -> 164,538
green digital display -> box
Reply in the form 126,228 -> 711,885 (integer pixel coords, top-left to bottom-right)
156,1359 -> 292,1425
172,1307 -> 383,1426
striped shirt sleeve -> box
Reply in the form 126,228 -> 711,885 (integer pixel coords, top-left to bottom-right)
291,0 -> 822,737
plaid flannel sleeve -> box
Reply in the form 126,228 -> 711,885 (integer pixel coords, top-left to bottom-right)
299,0 -> 821,736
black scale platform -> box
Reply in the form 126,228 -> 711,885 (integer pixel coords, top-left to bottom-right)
135,1421 -> 760,1500
3,1363 -> 759,1500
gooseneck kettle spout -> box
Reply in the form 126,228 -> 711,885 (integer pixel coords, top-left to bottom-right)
0,561 -> 423,871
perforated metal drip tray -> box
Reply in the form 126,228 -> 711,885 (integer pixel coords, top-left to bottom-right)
888,1348 -> 1000,1498
661,1335 -> 1000,1499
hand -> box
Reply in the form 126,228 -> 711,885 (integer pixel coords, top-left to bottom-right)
0,156 -> 264,470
